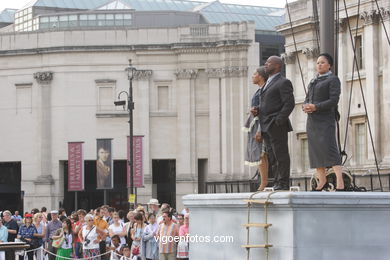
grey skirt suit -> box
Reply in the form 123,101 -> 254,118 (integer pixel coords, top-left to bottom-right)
305,73 -> 342,168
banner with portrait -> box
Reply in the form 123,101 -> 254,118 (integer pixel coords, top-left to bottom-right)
68,142 -> 84,191
96,139 -> 113,189
127,136 -> 144,188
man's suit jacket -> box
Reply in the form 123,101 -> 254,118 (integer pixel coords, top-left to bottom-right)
259,73 -> 295,133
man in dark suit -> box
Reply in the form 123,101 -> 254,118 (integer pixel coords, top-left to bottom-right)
258,56 -> 295,190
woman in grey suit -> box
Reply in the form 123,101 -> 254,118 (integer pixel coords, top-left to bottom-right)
303,53 -> 345,191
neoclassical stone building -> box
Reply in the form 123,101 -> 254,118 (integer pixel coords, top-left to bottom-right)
0,16 -> 261,211
278,0 -> 390,189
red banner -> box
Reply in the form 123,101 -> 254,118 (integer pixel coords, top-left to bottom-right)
127,136 -> 144,188
68,142 -> 84,191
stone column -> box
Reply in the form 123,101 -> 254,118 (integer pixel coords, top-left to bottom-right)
378,7 -> 390,165
360,11 -> 381,164
33,71 -> 55,208
133,70 -> 152,203
206,69 -> 223,179
175,69 -> 198,181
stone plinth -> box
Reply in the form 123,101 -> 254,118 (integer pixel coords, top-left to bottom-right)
183,192 -> 390,260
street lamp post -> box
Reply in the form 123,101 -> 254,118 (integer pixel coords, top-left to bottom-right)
115,59 -> 136,209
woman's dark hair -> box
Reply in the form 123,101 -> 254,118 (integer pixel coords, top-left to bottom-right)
134,212 -> 143,221
147,213 -> 156,221
256,66 -> 269,82
318,53 -> 334,67
62,218 -> 72,232
111,234 -> 120,241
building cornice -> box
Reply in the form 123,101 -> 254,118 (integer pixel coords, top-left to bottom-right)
0,39 -> 252,56
206,66 -> 248,78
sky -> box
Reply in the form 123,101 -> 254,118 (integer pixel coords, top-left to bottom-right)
0,0 -> 290,12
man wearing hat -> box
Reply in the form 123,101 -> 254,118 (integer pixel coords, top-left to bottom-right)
45,210 -> 62,260
147,198 -> 160,215
2,210 -> 19,259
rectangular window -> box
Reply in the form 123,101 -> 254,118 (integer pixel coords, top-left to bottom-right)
157,86 -> 169,111
16,85 -> 32,113
354,35 -> 363,70
98,86 -> 114,111
355,123 -> 366,165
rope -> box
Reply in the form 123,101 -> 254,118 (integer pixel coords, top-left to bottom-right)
341,0 -> 361,165
374,0 -> 390,46
342,0 -> 383,191
285,0 -> 307,95
42,247 -> 112,260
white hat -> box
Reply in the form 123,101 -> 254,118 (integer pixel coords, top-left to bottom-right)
50,210 -> 59,214
147,198 -> 160,205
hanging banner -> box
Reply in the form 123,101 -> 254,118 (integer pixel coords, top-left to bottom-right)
68,142 -> 84,191
127,136 -> 144,188
96,139 -> 113,189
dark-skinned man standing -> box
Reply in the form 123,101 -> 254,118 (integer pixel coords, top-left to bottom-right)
258,56 -> 295,190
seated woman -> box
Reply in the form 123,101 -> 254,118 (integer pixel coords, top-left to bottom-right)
303,53 -> 345,191
244,66 -> 269,191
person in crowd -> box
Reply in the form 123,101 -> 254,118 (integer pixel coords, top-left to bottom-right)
3,210 -> 19,259
177,213 -> 189,260
130,212 -> 145,260
31,208 -> 40,216
17,213 -> 37,260
180,208 -> 189,216
59,208 -> 67,218
12,211 -> 23,223
260,56 -> 295,190
143,213 -> 158,260
124,211 -> 135,248
120,245 -> 131,260
81,214 -> 105,260
41,207 -> 48,224
118,210 -> 126,223
45,210 -> 62,260
156,211 -> 179,260
101,206 -> 112,225
0,219 -> 8,260
108,235 -> 122,260
53,218 -> 73,260
108,212 -> 126,246
147,199 -> 160,216
136,206 -> 147,224
303,53 -> 345,191
157,205 -> 176,224
244,66 -> 270,191
74,209 -> 87,259
33,213 -> 46,260
94,207 -> 109,260
177,214 -> 184,228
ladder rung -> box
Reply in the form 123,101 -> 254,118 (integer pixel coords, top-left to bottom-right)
242,244 -> 273,248
244,199 -> 273,205
243,223 -> 272,228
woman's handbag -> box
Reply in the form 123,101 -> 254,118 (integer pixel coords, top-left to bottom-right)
51,229 -> 64,248
131,245 -> 140,256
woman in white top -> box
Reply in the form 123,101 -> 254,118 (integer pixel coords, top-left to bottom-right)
108,212 -> 126,246
81,214 -> 105,260
53,218 -> 73,260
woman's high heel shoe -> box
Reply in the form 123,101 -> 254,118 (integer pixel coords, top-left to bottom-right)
312,182 -> 330,191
